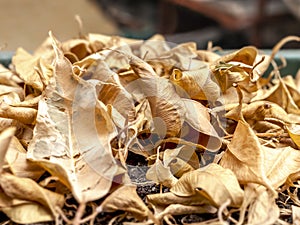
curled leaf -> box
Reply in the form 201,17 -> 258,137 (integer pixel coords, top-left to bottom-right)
170,163 -> 244,207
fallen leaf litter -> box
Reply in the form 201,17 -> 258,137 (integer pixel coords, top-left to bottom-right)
0,29 -> 299,225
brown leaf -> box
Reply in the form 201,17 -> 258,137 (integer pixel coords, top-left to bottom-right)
0,102 -> 37,124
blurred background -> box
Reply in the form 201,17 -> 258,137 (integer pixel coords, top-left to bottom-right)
0,0 -> 299,51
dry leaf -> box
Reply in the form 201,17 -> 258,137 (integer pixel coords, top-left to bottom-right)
163,145 -> 200,177
12,48 -> 44,91
0,172 -> 64,219
170,67 -> 220,102
2,202 -> 56,224
146,148 -> 178,188
6,136 -> 44,180
219,120 -> 276,195
156,204 -> 217,222
27,33 -> 125,203
170,163 -> 244,207
182,99 -> 221,152
0,127 -> 16,172
263,145 -> 300,188
287,124 -> 300,148
98,184 -> 152,221
238,184 -> 279,225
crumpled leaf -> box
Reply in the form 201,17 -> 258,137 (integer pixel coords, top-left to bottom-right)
182,99 -> 221,151
6,136 -> 44,180
27,33 -> 125,203
0,127 -> 16,172
2,201 -> 56,224
263,145 -> 300,188
146,148 -> 178,188
0,172 -> 64,221
126,53 -> 186,138
219,120 -> 276,195
170,67 -> 220,102
12,48 -> 44,91
287,124 -> 300,148
163,145 -> 200,177
238,184 -> 279,225
170,163 -> 244,207
211,46 -> 258,92
252,75 -> 300,114
98,184 -> 152,221
0,102 -> 37,125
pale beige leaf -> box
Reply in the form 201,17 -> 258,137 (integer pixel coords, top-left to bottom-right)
170,67 -> 220,102
12,48 -> 44,91
6,136 -> 44,180
156,204 -> 217,222
219,120 -> 276,195
98,185 -> 151,221
2,202 -> 55,224
146,191 -> 209,207
0,172 -> 64,217
0,127 -> 16,173
163,145 -> 199,177
287,124 -> 300,148
27,33 -> 124,203
139,34 -> 170,60
146,150 -> 178,188
263,146 -> 300,188
246,185 -> 279,225
237,184 -> 279,225
292,205 -> 300,225
182,99 -> 221,151
171,163 -> 244,207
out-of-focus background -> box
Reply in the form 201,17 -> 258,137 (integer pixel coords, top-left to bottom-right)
0,0 -> 299,51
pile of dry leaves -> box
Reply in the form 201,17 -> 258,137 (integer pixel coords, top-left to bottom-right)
0,29 -> 299,225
